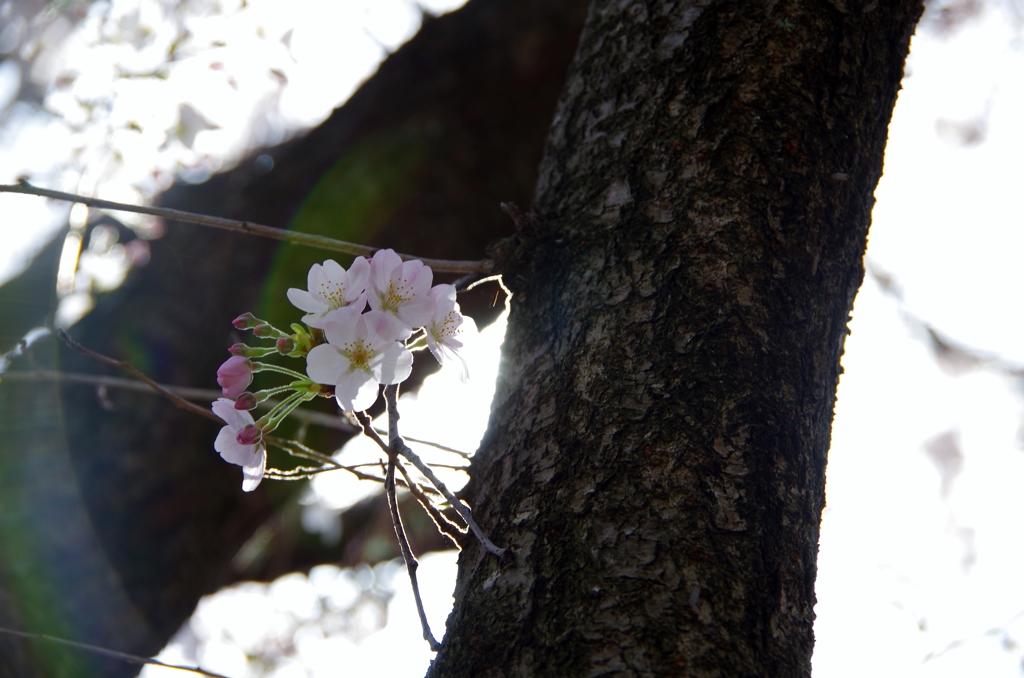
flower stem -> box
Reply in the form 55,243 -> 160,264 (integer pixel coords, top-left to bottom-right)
255,390 -> 315,432
251,362 -> 308,380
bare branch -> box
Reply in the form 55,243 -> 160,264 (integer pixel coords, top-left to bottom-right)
383,394 -> 441,651
0,626 -> 229,678
57,329 -> 221,423
355,410 -> 390,453
3,363 -> 471,456
383,385 -> 505,557
395,459 -> 467,546
0,182 -> 494,274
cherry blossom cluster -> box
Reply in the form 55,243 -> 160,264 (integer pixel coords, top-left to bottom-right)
211,249 -> 470,491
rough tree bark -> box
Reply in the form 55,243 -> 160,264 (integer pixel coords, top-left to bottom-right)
431,1 -> 922,676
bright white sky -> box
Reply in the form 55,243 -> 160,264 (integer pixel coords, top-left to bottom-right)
1,1 -> 1022,677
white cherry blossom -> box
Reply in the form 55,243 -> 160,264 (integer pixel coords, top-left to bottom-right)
287,257 -> 369,328
212,398 -> 266,492
367,249 -> 433,337
306,309 -> 413,412
425,284 -> 471,382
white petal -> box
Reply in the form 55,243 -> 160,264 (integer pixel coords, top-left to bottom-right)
216,427 -> 261,467
429,284 -> 457,312
287,288 -> 323,314
345,257 -> 370,303
321,259 -> 344,281
212,398 -> 252,430
301,311 -> 328,329
306,263 -> 327,300
369,249 -> 402,302
404,261 -> 433,293
306,345 -> 349,385
361,310 -> 401,345
241,447 -> 266,492
375,342 -> 413,385
442,346 -> 468,383
335,370 -> 379,412
321,307 -> 361,345
397,295 -> 435,329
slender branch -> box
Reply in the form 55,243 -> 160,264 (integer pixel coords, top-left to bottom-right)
355,410 -> 390,453
266,436 -> 426,489
383,392 -> 441,651
265,436 -> 343,467
1,182 -> 494,274
57,329 -> 221,423
377,427 -> 471,459
3,367 -> 475,456
394,459 -> 467,546
263,466 -> 339,479
384,386 -> 506,557
0,626 -> 229,678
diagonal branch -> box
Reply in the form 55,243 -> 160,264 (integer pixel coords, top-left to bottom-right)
384,455 -> 441,650
0,626 -> 230,678
383,386 -> 505,557
57,329 -> 221,424
0,182 -> 493,274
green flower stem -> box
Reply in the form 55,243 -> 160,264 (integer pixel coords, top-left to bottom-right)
251,362 -> 308,380
256,390 -> 315,432
252,384 -> 296,401
237,346 -> 278,358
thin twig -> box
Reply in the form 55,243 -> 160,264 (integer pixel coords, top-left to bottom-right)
263,466 -> 338,479
1,182 -> 493,274
383,391 -> 441,651
355,411 -> 389,453
406,436 -> 472,459
3,367 -> 473,456
395,436 -> 506,557
0,626 -> 229,678
466,273 -> 512,300
394,459 -> 467,546
384,386 -> 506,556
265,436 -> 342,468
265,436 -> 429,489
57,329 -> 221,423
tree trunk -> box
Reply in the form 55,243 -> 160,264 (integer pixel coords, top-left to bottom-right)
431,1 -> 922,676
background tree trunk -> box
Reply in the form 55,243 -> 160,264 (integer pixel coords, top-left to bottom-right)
0,0 -> 587,674
431,1 -> 922,676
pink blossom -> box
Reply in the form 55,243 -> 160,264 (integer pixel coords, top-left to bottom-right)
217,355 -> 252,399
212,398 -> 266,492
306,309 -> 413,412
425,284 -> 471,382
287,258 -> 370,328
367,249 -> 434,337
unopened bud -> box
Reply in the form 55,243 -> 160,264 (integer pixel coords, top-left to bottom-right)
276,336 -> 296,354
232,312 -> 262,330
235,424 -> 262,446
217,356 -> 253,398
233,392 -> 258,410
253,324 -> 279,338
228,343 -> 249,356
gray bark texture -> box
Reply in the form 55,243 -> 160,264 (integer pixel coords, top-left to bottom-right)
430,1 -> 923,676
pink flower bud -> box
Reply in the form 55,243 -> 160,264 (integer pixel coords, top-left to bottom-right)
276,336 -> 295,354
253,324 -> 277,338
228,343 -> 249,356
235,424 -> 262,446
232,312 -> 261,330
217,355 -> 252,399
233,392 -> 258,410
